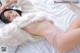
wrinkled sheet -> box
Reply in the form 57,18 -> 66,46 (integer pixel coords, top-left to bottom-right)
0,0 -> 80,53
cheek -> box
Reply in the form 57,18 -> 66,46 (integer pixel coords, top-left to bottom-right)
13,12 -> 19,17
4,12 -> 8,18
9,16 -> 16,21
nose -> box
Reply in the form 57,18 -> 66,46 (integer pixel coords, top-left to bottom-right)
9,13 -> 17,21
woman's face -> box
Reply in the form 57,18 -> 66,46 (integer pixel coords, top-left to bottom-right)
4,10 -> 20,22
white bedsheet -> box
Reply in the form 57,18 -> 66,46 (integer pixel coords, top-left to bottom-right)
0,21 -> 18,53
16,0 -> 80,53
0,0 -> 80,53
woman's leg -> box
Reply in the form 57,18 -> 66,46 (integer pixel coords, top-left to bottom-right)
54,16 -> 80,51
22,16 -> 80,51
68,16 -> 80,30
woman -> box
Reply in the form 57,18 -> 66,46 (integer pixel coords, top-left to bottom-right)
0,0 -> 80,53
16,0 -> 80,53
20,0 -> 80,53
0,0 -> 54,53
0,0 -> 35,53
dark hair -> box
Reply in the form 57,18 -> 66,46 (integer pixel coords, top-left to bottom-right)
0,9 -> 22,24
0,1 -> 2,5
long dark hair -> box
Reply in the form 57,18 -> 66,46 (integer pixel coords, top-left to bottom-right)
0,1 -> 2,6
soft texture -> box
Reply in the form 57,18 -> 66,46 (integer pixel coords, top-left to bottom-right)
17,0 -> 80,53
0,0 -> 80,53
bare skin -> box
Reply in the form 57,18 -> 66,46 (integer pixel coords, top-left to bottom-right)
0,0 -> 17,13
2,0 -> 80,52
54,16 -> 80,51
22,16 -> 80,52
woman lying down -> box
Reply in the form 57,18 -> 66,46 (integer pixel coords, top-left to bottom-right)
0,8 -> 56,53
0,8 -> 80,53
0,0 -> 80,53
0,6 -> 80,53
0,2 -> 56,52
0,8 -> 54,44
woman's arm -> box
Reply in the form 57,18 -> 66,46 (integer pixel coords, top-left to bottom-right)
0,0 -> 17,13
0,2 -> 11,13
0,1 -> 12,13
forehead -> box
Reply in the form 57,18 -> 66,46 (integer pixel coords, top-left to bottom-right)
3,10 -> 15,18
